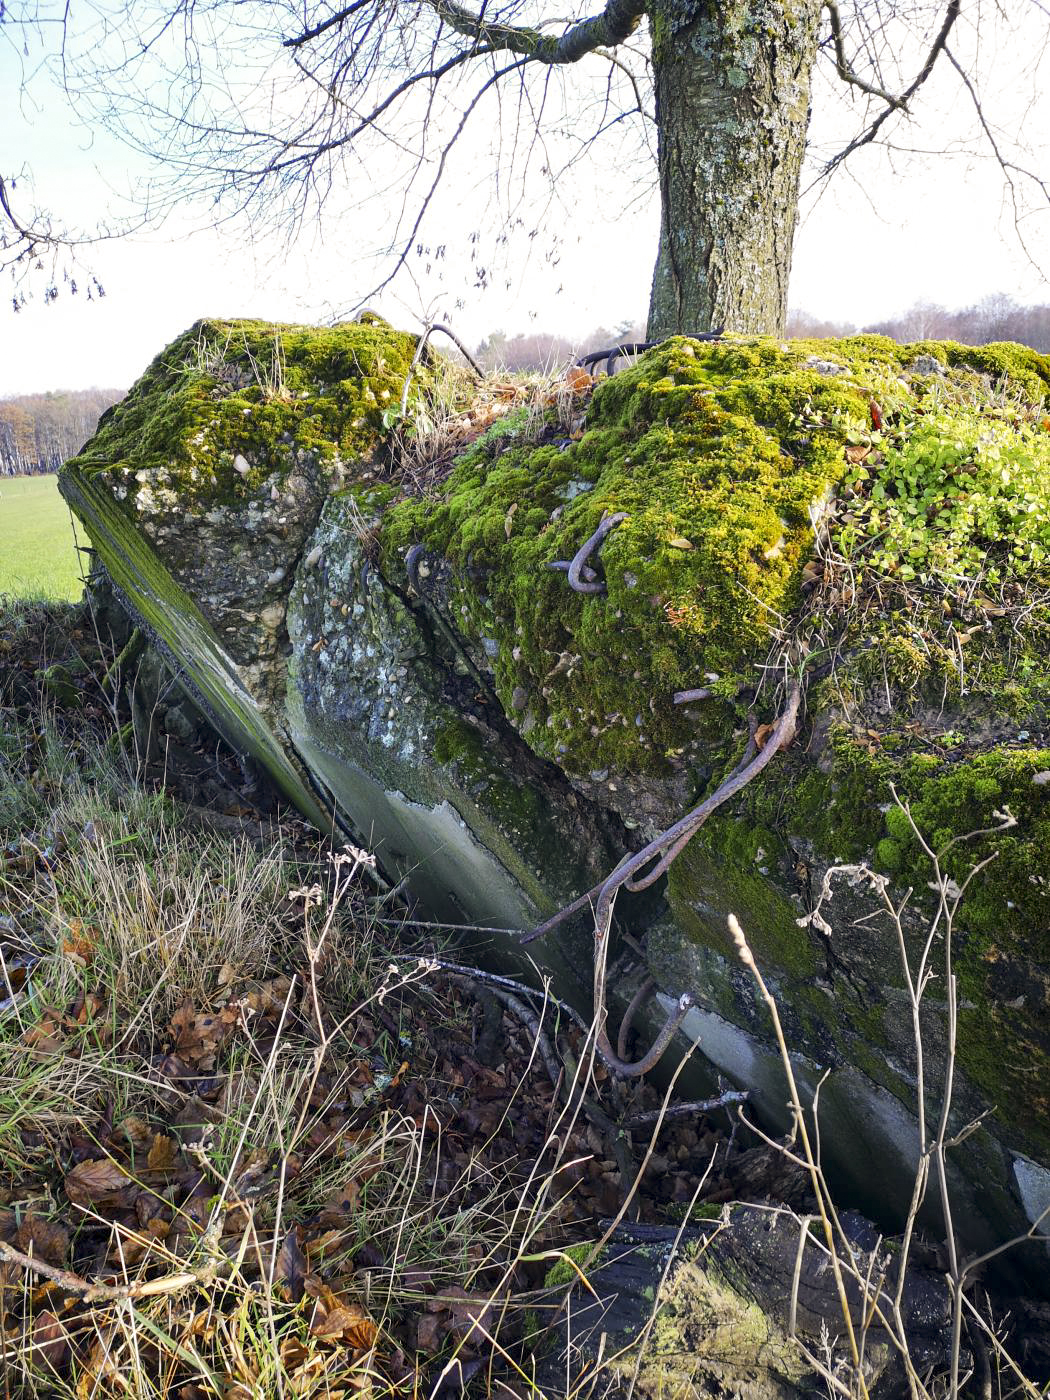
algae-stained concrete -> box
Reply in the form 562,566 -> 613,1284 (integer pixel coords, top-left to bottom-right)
61,320 -> 1050,1259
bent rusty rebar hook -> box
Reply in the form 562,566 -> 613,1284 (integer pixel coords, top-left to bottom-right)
549,511 -> 627,595
525,682 -> 803,1077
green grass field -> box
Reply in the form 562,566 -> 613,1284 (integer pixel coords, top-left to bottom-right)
0,473 -> 84,600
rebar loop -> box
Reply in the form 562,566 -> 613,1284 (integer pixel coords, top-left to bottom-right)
576,329 -> 725,378
522,683 -> 803,1076
548,510 -> 627,594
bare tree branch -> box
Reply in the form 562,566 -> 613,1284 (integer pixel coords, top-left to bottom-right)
284,0 -> 376,49
427,0 -> 646,65
942,44 -> 1050,277
822,0 -> 961,176
824,0 -> 906,109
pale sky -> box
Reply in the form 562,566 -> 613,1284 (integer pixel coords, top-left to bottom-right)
2,2 -> 1048,397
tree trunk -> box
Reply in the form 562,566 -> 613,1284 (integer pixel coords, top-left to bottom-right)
646,0 -> 823,340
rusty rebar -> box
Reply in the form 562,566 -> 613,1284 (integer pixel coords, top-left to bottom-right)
576,330 -> 725,376
549,510 -> 627,594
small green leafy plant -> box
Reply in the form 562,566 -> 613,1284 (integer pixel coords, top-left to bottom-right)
838,408 -> 1050,586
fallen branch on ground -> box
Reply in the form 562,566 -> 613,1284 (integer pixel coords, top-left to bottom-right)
0,1240 -> 220,1306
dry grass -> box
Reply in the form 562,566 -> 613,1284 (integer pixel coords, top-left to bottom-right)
0,605 -> 633,1397
384,353 -> 595,498
6,598 -> 1042,1400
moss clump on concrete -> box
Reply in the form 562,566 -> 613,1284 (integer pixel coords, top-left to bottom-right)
678,724 -> 1050,1154
66,317 -> 420,509
382,336 -> 875,776
382,334 -> 1050,780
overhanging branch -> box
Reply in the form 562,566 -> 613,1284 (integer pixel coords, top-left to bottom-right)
824,0 -> 906,110
283,0 -> 375,48
429,0 -> 646,64
822,0 -> 961,177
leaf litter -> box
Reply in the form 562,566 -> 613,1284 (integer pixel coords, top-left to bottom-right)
0,596 -> 797,1396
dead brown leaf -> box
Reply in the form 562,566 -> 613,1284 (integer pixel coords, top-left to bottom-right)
276,1226 -> 308,1303
22,1019 -> 64,1053
61,918 -> 97,966
440,1285 -> 496,1342
117,1116 -> 153,1151
310,1300 -> 378,1349
800,561 -> 824,591
65,1158 -> 139,1209
561,366 -> 593,395
169,1001 -> 234,1069
146,1134 -> 179,1175
415,1310 -> 442,1354
32,1309 -> 71,1374
15,1215 -> 70,1267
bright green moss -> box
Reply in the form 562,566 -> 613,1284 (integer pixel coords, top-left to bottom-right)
883,805 -> 913,843
382,336 -> 877,776
890,747 -> 1050,946
787,732 -> 889,862
66,318 -> 421,508
382,333 -> 1050,778
875,837 -> 904,872
543,1242 -> 595,1289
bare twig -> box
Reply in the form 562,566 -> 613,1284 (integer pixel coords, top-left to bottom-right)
822,1 -> 961,177
428,0 -> 647,66
620,1090 -> 748,1131
824,1 -> 907,109
0,1240 -> 218,1305
450,974 -> 562,1089
673,687 -> 712,704
729,914 -> 868,1394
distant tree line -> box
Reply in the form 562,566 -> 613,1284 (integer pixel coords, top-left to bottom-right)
786,294 -> 1050,353
474,296 -> 1050,372
0,388 -> 122,477
475,322 -> 648,373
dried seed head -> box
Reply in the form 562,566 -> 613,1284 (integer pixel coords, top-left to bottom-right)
728,914 -> 756,969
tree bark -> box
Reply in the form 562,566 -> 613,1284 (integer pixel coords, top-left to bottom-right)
646,0 -> 823,340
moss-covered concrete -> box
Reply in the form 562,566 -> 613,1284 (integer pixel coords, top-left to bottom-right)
382,335 -> 865,783
60,322 -> 1050,1263
67,317 -> 420,508
62,318 -> 425,710
58,463 -> 332,828
682,728 -> 1050,1161
380,334 -> 1050,806
284,487 -> 631,996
